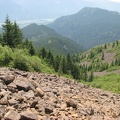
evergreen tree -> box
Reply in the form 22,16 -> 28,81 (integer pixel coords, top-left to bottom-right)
61,57 -> 67,74
101,52 -> 104,60
104,44 -> 107,49
47,50 -> 54,66
12,21 -> 22,47
66,53 -> 73,73
28,41 -> 36,55
115,59 -> 118,66
72,64 -> 80,80
2,16 -> 23,48
111,61 -> 115,67
112,42 -> 115,48
84,69 -> 88,82
2,16 -> 13,47
0,34 -> 2,44
23,38 -> 29,49
54,55 -> 61,72
58,59 -> 63,75
88,71 -> 94,82
116,40 -> 119,46
40,47 -> 47,59
89,50 -> 94,59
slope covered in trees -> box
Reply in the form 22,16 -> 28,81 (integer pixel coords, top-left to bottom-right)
48,7 -> 120,49
76,40 -> 120,93
22,23 -> 84,55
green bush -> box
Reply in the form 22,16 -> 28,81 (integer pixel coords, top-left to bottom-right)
30,56 -> 41,72
13,55 -> 32,71
0,45 -> 13,66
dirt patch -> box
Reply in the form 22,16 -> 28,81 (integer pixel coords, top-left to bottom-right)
94,69 -> 120,77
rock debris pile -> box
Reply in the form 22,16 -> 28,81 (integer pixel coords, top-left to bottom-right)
0,68 -> 120,120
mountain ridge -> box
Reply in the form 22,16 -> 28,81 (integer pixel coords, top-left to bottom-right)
48,7 -> 120,49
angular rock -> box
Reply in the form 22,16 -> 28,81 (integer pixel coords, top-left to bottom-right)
3,75 -> 15,85
30,101 -> 38,108
14,79 -> 30,91
7,82 -> 17,89
20,110 -> 37,120
45,107 -> 53,114
4,110 -> 20,120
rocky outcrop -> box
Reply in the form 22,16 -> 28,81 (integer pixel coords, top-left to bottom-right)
0,67 -> 120,120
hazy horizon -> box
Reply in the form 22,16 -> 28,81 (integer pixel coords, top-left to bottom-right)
0,0 -> 120,22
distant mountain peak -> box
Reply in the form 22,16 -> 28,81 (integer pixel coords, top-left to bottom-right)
78,7 -> 120,16
78,7 -> 107,14
48,7 -> 120,50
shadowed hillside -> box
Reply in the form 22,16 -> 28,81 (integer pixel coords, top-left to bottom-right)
22,23 -> 84,55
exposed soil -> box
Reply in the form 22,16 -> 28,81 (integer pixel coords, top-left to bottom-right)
94,69 -> 120,77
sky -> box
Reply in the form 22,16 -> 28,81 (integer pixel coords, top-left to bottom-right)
0,0 -> 120,22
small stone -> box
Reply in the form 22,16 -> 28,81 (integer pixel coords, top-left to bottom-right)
35,87 -> 44,97
66,100 -> 77,109
30,101 -> 38,108
45,107 -> 53,114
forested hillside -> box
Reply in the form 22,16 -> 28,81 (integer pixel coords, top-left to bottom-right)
76,41 -> 120,93
48,7 -> 120,49
22,23 -> 84,55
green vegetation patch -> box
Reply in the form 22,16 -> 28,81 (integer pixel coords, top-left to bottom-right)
85,74 -> 120,94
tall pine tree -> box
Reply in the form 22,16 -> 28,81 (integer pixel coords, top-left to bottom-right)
2,16 -> 13,47
2,16 -> 23,48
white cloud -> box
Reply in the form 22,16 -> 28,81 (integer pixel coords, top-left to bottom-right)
110,0 -> 120,2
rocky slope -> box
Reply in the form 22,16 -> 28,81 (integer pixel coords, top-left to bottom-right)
0,68 -> 120,120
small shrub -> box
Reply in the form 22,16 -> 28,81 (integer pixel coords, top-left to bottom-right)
13,55 -> 32,71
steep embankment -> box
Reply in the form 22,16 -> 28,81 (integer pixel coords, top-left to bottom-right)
0,68 -> 120,120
